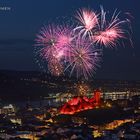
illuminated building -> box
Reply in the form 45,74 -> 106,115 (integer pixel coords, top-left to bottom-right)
10,117 -> 22,125
0,104 -> 16,115
60,90 -> 101,114
103,92 -> 129,100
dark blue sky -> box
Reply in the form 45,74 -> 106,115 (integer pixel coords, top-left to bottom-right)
0,0 -> 139,80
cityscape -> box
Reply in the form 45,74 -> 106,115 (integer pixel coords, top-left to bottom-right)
0,71 -> 140,140
0,0 -> 140,140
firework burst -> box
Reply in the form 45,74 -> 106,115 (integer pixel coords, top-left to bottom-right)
65,38 -> 101,79
92,7 -> 127,48
35,24 -> 73,60
35,6 -> 132,80
35,25 -> 57,47
74,8 -> 98,39
35,24 -> 74,75
56,25 -> 74,48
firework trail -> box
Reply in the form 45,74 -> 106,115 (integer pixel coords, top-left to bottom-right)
48,57 -> 63,76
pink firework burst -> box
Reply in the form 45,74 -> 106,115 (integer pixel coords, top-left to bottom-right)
35,24 -> 73,60
74,8 -> 98,39
34,7 -> 132,80
56,25 -> 74,48
36,46 -> 64,76
35,24 -> 73,47
35,24 -> 75,76
92,7 -> 127,48
93,28 -> 124,47
35,25 -> 57,47
65,38 -> 101,79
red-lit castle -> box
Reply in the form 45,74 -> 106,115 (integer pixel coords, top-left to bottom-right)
60,90 -> 101,115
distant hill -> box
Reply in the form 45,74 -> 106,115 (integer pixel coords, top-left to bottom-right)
0,70 -> 140,101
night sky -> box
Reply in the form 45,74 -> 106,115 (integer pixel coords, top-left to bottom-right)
0,0 -> 139,80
